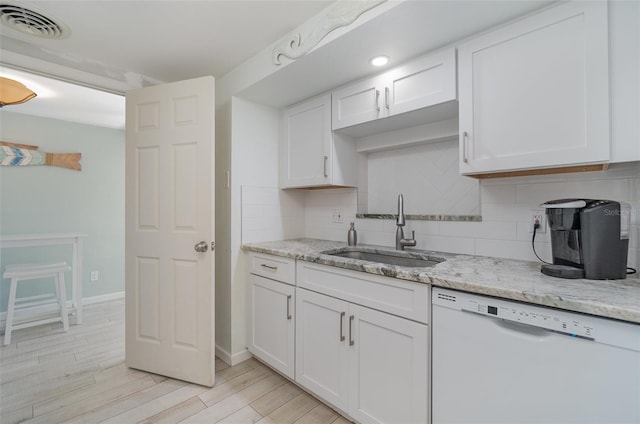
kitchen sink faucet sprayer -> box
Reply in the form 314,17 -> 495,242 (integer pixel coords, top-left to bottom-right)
396,194 -> 417,250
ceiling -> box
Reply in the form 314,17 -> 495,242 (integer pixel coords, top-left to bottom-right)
0,0 -> 556,129
0,0 -> 333,84
0,0 -> 333,128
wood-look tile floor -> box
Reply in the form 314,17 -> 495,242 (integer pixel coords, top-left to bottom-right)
0,299 -> 351,424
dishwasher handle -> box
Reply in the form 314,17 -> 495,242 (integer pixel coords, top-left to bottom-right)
493,315 -> 553,338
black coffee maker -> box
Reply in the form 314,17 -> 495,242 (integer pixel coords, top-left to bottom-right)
541,199 -> 630,279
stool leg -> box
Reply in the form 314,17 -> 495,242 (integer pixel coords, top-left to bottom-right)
4,277 -> 18,345
56,272 -> 70,332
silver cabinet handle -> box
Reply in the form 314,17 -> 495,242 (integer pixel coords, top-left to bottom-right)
462,131 -> 469,163
194,241 -> 208,252
286,295 -> 292,320
260,264 -> 277,271
340,311 -> 346,342
323,156 -> 328,178
375,89 -> 380,112
349,315 -> 355,346
384,86 -> 390,110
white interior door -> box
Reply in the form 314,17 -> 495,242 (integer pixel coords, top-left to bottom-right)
125,76 -> 215,387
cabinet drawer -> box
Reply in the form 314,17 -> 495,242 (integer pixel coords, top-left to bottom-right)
249,253 -> 296,284
297,261 -> 430,323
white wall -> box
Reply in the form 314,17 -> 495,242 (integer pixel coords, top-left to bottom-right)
214,101 -> 232,358
211,97 -> 283,363
230,98 -> 281,359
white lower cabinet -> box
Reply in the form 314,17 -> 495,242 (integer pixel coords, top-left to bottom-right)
295,288 -> 350,411
348,303 -> 428,424
247,253 -> 430,423
247,273 -> 295,379
296,287 -> 429,424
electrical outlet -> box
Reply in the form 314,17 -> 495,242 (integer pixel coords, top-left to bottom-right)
332,209 -> 344,223
90,271 -> 99,281
530,213 -> 546,234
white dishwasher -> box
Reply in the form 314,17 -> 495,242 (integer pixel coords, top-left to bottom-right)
432,287 -> 640,424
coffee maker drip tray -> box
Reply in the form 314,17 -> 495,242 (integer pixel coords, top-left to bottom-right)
541,264 -> 585,279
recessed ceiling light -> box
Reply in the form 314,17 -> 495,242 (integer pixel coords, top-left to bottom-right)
370,55 -> 389,67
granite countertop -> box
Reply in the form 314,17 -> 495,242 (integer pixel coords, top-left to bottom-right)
241,238 -> 640,324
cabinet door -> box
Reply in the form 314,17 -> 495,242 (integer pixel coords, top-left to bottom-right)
248,274 -> 295,379
332,75 -> 386,130
458,1 -> 610,175
281,94 -> 331,187
295,288 -> 349,411
348,304 -> 429,424
386,47 -> 457,117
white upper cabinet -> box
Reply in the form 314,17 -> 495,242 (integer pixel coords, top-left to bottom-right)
332,75 -> 386,131
280,93 -> 357,188
385,49 -> 457,117
332,48 -> 457,134
458,1 -> 610,176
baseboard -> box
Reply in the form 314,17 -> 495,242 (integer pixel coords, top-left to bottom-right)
215,345 -> 252,366
0,291 -> 125,327
83,291 -> 125,305
231,348 -> 253,365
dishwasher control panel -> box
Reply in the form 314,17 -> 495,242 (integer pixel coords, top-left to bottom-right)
433,287 -> 640,351
468,295 -> 594,339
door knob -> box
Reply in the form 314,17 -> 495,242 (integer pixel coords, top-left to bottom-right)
194,241 -> 208,253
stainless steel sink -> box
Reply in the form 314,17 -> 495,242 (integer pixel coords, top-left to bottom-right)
324,249 -> 442,268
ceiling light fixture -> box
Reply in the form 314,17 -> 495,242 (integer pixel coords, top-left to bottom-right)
370,55 -> 389,67
0,77 -> 37,107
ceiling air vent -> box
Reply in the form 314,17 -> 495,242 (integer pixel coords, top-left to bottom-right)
0,3 -> 69,39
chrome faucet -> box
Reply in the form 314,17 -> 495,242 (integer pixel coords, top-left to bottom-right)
396,194 -> 417,250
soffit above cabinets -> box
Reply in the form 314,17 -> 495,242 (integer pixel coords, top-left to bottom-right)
240,0 -> 557,108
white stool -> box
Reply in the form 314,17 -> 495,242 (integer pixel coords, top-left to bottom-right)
3,262 -> 71,345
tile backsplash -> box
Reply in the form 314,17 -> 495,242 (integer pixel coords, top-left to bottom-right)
241,186 -> 305,244
363,140 -> 480,216
241,163 -> 640,270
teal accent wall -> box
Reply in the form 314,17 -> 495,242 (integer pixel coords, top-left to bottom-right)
0,110 -> 125,312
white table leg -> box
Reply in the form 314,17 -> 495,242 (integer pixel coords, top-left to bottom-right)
74,237 -> 84,324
